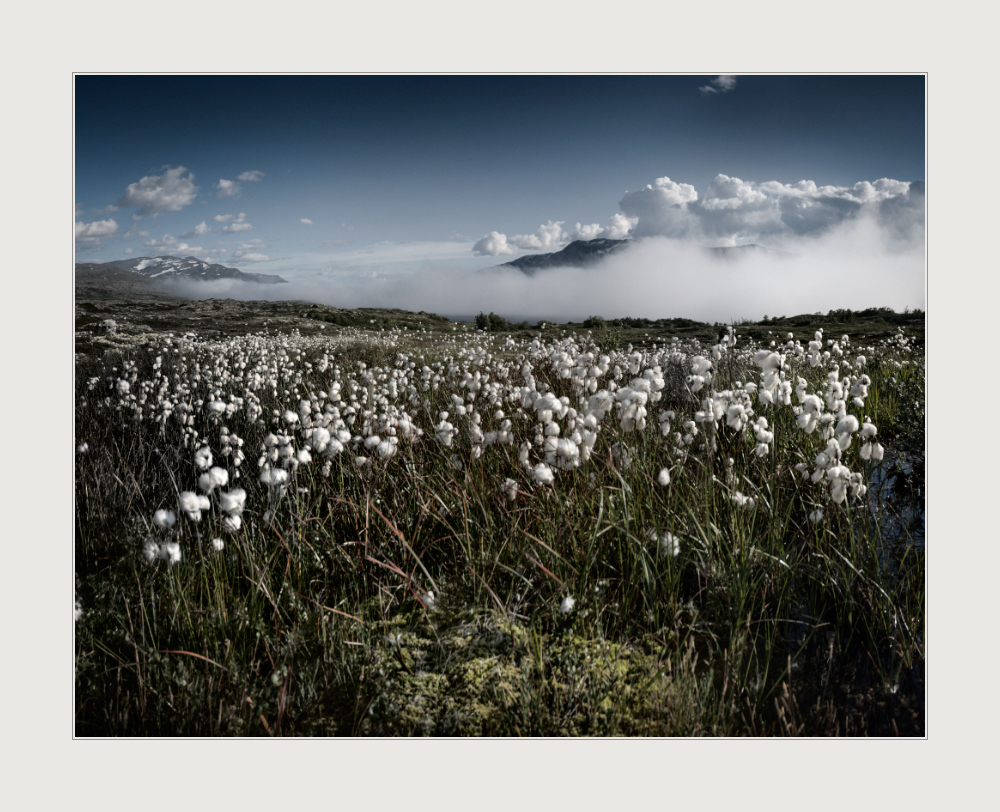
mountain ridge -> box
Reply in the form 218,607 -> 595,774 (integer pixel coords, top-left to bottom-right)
496,238 -> 631,276
94,255 -> 288,284
492,238 -> 792,276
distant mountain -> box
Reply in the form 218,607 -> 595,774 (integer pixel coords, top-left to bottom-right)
98,255 -> 288,284
496,238 -> 631,276
492,238 -> 793,276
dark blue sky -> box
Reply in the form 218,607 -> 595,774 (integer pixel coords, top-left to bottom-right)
74,74 -> 925,276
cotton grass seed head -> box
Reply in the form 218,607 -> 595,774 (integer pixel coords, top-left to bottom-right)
194,446 -> 213,470
153,509 -> 176,529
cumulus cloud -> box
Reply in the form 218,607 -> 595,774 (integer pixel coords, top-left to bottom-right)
216,178 -> 241,198
238,170 -> 264,182
700,75 -> 737,94
473,231 -> 515,256
233,247 -> 270,263
221,212 -> 252,233
618,174 -> 923,248
180,221 -> 210,239
117,166 -> 198,215
143,234 -> 204,253
475,173 -> 921,262
75,218 -> 118,243
510,220 -> 569,251
572,223 -> 603,241
475,213 -> 640,257
300,218 -> 314,225
602,213 -> 638,240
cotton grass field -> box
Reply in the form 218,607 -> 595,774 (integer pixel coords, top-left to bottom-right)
74,308 -> 925,736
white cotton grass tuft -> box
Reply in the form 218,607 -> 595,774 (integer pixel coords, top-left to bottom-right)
657,467 -> 671,487
560,595 -> 576,614
211,537 -> 225,552
194,446 -> 213,470
502,478 -> 518,501
153,509 -> 176,529
198,466 -> 229,493
219,488 -> 247,516
650,529 -> 680,558
179,491 -> 210,522
77,442 -> 89,454
144,539 -> 182,565
530,462 -> 554,486
260,468 -> 289,491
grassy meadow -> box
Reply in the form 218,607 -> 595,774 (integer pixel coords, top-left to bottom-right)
74,304 -> 925,736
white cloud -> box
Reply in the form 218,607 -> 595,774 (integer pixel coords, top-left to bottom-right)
75,218 -> 118,242
216,178 -> 240,198
238,170 -> 264,183
619,176 -> 700,238
476,173 -> 921,258
300,218 -> 314,225
124,247 -> 133,254
94,204 -> 119,214
179,221 -> 210,239
233,248 -> 270,263
700,75 -> 737,94
213,214 -> 234,222
473,231 -> 515,256
572,223 -> 603,241
510,220 -> 569,251
602,213 -> 637,240
221,213 -> 252,233
143,234 -> 204,254
144,234 -> 177,250
475,213 -> 638,258
618,173 -> 923,247
117,166 -> 198,215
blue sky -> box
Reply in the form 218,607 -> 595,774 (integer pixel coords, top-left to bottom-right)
75,75 -> 924,282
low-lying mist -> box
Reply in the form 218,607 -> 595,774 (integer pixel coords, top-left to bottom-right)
167,217 -> 924,324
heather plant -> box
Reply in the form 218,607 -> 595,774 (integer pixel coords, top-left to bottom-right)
75,317 -> 924,736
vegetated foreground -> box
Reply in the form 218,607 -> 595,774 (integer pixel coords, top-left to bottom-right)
74,302 -> 925,736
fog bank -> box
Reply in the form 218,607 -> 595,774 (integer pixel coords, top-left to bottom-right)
169,216 -> 924,324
